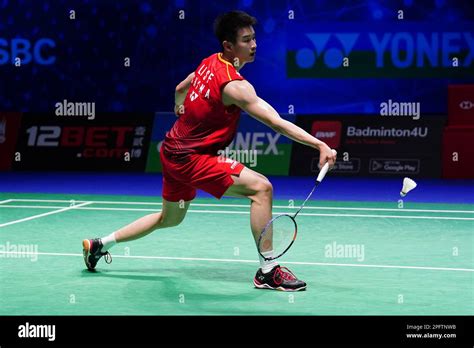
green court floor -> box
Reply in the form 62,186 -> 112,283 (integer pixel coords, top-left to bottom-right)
0,192 -> 472,315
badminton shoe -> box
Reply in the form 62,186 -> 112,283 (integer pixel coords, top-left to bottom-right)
82,238 -> 112,271
253,265 -> 306,291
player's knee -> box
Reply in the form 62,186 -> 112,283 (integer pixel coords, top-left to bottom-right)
259,178 -> 273,194
173,213 -> 186,226
254,178 -> 273,201
158,213 -> 186,228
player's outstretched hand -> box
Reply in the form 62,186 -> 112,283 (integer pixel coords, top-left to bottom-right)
319,143 -> 337,170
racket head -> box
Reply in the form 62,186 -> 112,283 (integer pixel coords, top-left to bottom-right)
257,213 -> 298,261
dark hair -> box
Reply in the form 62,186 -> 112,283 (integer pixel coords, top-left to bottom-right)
214,10 -> 257,47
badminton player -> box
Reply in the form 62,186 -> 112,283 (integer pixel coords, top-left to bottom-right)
83,10 -> 336,291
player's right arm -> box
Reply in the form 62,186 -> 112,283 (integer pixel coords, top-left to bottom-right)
222,80 -> 336,168
174,72 -> 195,116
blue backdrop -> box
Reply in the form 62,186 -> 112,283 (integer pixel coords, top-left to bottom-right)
1,0 -> 473,114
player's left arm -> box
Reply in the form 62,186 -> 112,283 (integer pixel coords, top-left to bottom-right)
222,80 -> 336,168
174,72 -> 195,116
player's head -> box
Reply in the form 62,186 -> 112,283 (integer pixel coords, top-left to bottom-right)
214,10 -> 257,66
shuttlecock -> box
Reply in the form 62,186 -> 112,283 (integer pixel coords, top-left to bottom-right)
400,177 -> 417,197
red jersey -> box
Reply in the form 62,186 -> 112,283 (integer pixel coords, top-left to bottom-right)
163,53 -> 245,156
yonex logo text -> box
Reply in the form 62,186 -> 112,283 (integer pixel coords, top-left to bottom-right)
228,132 -> 281,156
295,31 -> 473,69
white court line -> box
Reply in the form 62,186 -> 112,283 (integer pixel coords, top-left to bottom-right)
10,199 -> 87,203
7,198 -> 474,214
0,205 -> 473,220
0,202 -> 93,228
186,210 -> 474,221
1,205 -> 88,209
0,250 -> 472,272
0,199 -> 13,205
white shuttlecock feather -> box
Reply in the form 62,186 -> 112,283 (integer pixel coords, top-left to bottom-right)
400,177 -> 417,197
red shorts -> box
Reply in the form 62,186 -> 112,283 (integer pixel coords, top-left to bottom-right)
160,148 -> 245,202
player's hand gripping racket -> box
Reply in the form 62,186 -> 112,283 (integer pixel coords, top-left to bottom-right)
257,151 -> 335,261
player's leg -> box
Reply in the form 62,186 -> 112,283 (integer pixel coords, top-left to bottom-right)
168,154 -> 305,291
223,166 -> 273,246
175,156 -> 272,249
112,199 -> 191,242
82,147 -> 197,271
224,167 -> 306,291
82,199 -> 191,271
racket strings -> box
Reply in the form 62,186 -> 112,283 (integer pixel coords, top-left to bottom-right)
258,214 -> 296,259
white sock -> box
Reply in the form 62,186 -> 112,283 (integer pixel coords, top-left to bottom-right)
100,233 -> 117,252
259,250 -> 278,274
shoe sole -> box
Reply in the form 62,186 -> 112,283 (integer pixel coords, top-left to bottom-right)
82,239 -> 94,271
253,279 -> 306,292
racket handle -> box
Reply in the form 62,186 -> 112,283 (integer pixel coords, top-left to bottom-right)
316,162 -> 330,183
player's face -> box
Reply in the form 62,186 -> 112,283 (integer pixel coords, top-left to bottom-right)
232,26 -> 257,65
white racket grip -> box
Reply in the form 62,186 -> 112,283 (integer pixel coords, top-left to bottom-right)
316,162 -> 330,183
